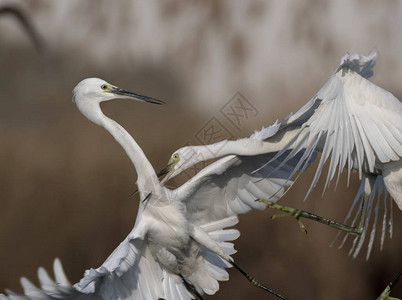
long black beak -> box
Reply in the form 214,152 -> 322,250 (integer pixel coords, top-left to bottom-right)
112,88 -> 165,105
157,162 -> 174,178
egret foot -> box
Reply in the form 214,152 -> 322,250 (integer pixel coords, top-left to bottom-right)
257,199 -> 365,236
231,261 -> 287,300
258,200 -> 309,233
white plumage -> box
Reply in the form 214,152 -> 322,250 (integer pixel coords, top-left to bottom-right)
1,78 -> 293,299
163,49 -> 402,259
275,49 -> 401,259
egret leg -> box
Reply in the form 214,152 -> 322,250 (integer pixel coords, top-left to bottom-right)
256,176 -> 375,235
257,197 -> 367,235
179,274 -> 204,300
190,228 -> 287,300
377,270 -> 402,300
231,261 -> 288,300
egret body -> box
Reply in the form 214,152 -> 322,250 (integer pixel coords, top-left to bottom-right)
1,78 -> 293,300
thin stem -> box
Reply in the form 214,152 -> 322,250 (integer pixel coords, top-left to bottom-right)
390,269 -> 402,289
376,269 -> 402,300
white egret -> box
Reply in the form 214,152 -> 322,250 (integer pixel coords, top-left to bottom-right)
161,49 -> 402,259
1,78 -> 295,300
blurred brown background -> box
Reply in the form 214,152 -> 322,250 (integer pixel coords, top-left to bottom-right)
0,0 -> 401,299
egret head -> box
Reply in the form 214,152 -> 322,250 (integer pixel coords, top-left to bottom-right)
159,146 -> 202,182
73,78 -> 164,125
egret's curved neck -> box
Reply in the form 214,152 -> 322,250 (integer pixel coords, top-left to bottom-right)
191,140 -> 243,162
99,112 -> 160,193
193,128 -> 310,161
190,138 -> 279,161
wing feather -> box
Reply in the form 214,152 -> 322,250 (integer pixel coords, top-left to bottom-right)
175,149 -> 302,226
20,278 -> 47,299
277,50 -> 401,196
1,214 -> 166,300
266,50 -> 400,257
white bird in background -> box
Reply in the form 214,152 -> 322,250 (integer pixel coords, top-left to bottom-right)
161,49 -> 402,260
0,78 -> 299,300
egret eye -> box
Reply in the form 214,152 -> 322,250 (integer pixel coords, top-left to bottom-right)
173,154 -> 179,160
101,84 -> 108,91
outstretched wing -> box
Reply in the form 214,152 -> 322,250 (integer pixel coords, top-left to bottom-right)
72,217 -> 165,299
277,49 -> 402,197
0,217 -> 165,300
0,258 -> 90,300
175,148 -> 306,226
270,49 -> 401,257
1,215 -> 242,300
0,209 -> 195,300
